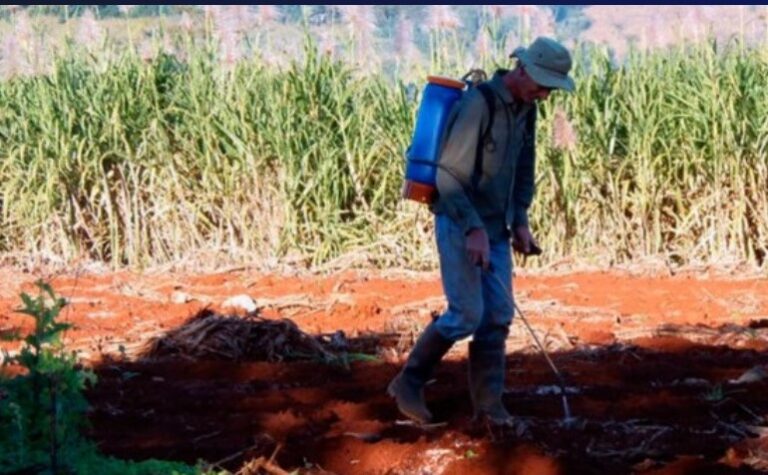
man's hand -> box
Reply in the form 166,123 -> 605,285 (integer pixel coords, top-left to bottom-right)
466,228 -> 490,269
512,225 -> 542,256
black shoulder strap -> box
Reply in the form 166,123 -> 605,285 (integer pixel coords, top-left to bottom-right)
472,83 -> 497,189
476,83 -> 496,143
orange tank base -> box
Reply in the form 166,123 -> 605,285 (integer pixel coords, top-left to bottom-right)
402,180 -> 437,204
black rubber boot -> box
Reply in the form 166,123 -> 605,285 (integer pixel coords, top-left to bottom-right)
468,340 -> 514,426
387,322 -> 454,423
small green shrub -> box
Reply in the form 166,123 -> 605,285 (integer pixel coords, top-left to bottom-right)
0,280 -> 212,474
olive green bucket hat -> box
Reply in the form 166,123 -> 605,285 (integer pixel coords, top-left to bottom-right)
510,36 -> 575,92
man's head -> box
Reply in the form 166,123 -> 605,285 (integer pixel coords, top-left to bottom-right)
505,37 -> 574,104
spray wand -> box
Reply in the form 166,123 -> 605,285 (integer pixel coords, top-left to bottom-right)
482,262 -> 575,423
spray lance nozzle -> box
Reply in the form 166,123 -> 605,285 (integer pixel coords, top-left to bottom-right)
479,262 -> 576,425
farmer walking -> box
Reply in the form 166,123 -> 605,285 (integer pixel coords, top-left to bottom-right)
388,37 -> 576,427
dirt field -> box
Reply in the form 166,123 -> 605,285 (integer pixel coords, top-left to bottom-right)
2,265 -> 768,474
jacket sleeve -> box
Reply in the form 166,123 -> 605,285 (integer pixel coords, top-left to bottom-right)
435,90 -> 488,235
512,106 -> 537,228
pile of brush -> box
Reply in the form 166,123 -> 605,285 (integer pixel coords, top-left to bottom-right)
140,308 -> 392,364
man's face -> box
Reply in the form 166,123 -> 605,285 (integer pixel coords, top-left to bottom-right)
518,68 -> 553,103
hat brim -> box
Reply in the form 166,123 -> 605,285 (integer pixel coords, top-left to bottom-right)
512,49 -> 575,92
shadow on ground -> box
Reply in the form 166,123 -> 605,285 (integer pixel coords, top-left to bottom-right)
86,315 -> 768,475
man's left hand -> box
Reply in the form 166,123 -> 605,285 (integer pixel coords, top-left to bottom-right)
512,225 -> 542,256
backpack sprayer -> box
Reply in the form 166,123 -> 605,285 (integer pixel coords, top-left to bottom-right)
402,70 -> 489,204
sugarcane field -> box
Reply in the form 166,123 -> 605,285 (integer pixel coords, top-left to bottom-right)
1,6 -> 768,475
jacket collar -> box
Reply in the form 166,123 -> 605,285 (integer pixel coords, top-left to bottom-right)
487,69 -> 533,116
488,69 -> 516,105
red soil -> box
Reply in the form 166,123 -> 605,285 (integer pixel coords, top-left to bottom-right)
2,266 -> 768,474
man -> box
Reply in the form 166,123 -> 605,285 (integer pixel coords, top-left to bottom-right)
388,37 -> 575,426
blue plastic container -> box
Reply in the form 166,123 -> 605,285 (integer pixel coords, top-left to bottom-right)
403,76 -> 466,203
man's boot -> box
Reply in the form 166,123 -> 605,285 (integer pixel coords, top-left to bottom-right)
387,322 -> 454,423
468,340 -> 514,426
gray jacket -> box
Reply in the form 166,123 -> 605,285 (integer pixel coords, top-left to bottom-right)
430,70 -> 537,241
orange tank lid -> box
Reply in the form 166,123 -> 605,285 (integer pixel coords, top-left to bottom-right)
427,75 -> 465,90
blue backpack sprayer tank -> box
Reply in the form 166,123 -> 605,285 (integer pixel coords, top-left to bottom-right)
402,75 -> 467,204
402,69 -> 496,204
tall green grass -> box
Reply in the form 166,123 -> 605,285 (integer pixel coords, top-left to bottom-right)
535,42 -> 768,267
0,36 -> 766,270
